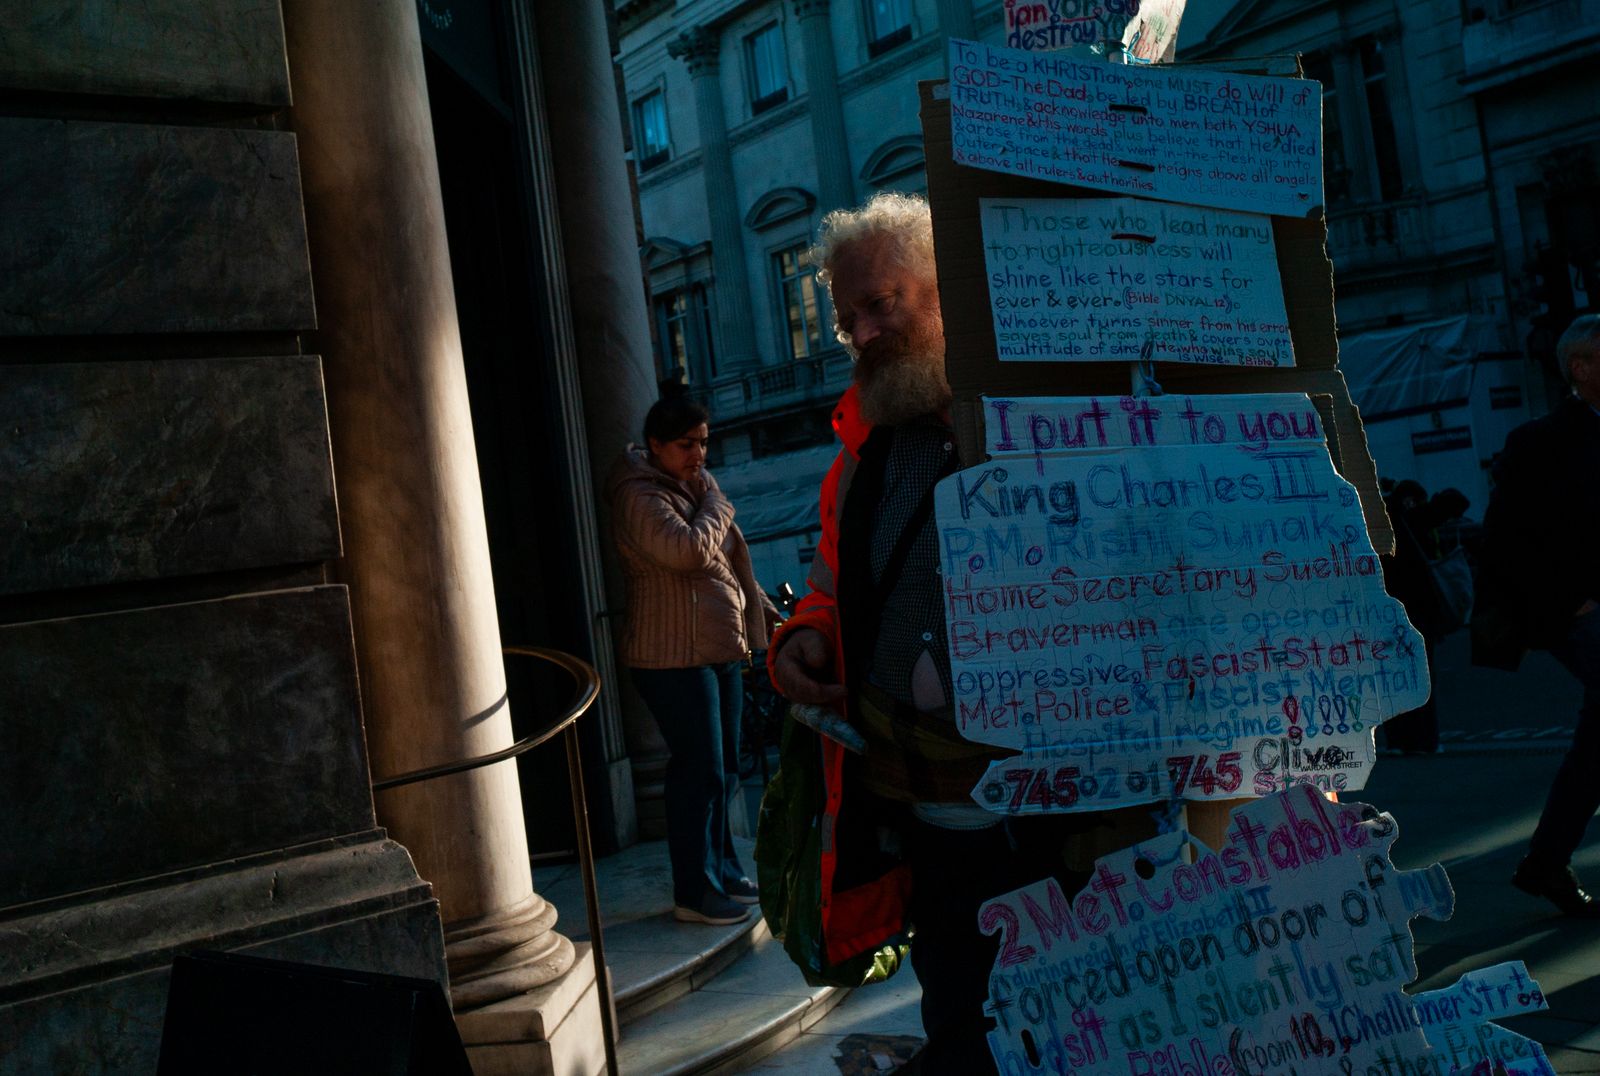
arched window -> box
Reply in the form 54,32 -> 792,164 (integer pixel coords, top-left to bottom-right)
744,187 -> 816,231
860,136 -> 925,191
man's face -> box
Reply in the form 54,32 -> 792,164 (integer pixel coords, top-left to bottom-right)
827,237 -> 951,425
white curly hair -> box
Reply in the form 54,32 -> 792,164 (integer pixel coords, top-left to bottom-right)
808,191 -> 937,292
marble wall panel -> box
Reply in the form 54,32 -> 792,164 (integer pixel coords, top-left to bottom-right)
0,586 -> 372,907
2,356 -> 340,595
0,896 -> 447,1075
0,1 -> 290,105
0,118 -> 315,335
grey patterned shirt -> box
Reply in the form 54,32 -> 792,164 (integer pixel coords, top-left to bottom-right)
865,422 -> 955,710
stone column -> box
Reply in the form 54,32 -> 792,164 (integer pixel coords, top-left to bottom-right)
1372,26 -> 1422,194
1330,44 -> 1373,202
792,0 -> 855,215
669,26 -> 760,371
524,0 -> 663,845
280,0 -> 574,1012
935,0 -> 976,50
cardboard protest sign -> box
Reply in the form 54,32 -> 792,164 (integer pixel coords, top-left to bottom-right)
1003,0 -> 1144,54
918,80 -> 1395,555
1122,0 -> 1185,64
1001,0 -> 1186,63
948,39 -> 1322,217
980,197 -> 1292,366
978,788 -> 1553,1076
1417,963 -> 1557,1075
934,393 -> 1427,813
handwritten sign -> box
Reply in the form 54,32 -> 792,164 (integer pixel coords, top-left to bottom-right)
1003,0 -> 1187,62
981,197 -> 1292,366
1418,964 -> 1556,1075
1004,0 -> 1143,53
949,38 -> 1322,216
934,393 -> 1429,814
979,789 -> 1552,1076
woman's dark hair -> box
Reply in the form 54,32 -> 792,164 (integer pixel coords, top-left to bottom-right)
643,392 -> 710,445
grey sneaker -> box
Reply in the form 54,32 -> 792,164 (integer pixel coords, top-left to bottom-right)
724,876 -> 760,905
673,892 -> 751,925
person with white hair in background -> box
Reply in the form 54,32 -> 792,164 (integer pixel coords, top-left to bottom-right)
1477,314 -> 1600,917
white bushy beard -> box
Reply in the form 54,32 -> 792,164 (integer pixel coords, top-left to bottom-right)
853,315 -> 952,427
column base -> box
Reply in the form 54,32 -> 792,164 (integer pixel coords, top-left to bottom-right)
456,942 -> 608,1076
445,892 -> 577,1010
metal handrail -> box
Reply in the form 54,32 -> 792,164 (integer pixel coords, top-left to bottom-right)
370,646 -> 599,792
370,645 -> 617,1076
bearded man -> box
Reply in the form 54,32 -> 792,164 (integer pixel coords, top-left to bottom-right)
767,192 -> 1150,1074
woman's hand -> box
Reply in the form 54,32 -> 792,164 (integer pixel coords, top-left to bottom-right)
771,628 -> 847,708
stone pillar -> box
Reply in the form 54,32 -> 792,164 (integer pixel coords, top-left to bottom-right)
1372,26 -> 1422,194
935,0 -> 976,50
522,0 -> 671,826
1330,44 -> 1373,202
792,0 -> 855,216
669,26 -> 760,371
514,0 -> 653,851
281,0 -> 576,1015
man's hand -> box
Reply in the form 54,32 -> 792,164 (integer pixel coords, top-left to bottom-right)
771,627 -> 847,707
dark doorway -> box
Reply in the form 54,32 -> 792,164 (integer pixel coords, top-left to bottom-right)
420,11 -> 614,855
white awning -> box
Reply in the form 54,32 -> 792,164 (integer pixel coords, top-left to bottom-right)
1337,315 -> 1504,421
715,442 -> 840,541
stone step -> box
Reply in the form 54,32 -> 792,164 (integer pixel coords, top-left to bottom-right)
616,926 -> 844,1076
610,908 -> 765,1024
538,834 -> 845,1073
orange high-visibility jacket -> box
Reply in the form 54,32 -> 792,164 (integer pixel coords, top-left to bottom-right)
766,384 -> 914,965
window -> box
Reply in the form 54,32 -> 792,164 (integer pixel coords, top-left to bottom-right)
1359,38 -> 1405,202
744,23 -> 789,114
632,90 -> 670,171
1302,53 -> 1350,204
865,0 -> 912,56
860,136 -> 926,190
654,286 -> 717,381
773,244 -> 823,361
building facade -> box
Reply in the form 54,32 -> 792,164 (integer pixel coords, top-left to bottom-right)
620,0 -> 1600,538
616,0 -> 992,591
1188,0 -> 1600,511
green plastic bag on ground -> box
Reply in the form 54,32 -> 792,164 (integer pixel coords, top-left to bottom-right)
754,710 -> 909,988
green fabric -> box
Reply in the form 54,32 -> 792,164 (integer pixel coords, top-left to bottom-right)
754,710 -> 909,988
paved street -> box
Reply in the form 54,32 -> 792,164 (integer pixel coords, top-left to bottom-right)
1361,631 -> 1600,1072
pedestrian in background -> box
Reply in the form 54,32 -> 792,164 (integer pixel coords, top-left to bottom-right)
1380,479 -> 1448,754
1476,314 -> 1600,917
607,392 -> 780,925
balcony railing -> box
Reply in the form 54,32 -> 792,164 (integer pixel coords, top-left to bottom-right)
1326,199 -> 1427,275
698,349 -> 854,420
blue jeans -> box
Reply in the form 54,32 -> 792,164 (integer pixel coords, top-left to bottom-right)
631,663 -> 747,907
1528,610 -> 1600,866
